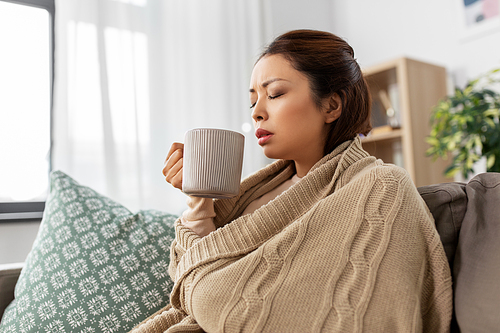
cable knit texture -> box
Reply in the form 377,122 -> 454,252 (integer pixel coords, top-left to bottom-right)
130,137 -> 453,333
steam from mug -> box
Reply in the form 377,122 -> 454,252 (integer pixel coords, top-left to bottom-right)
182,128 -> 245,199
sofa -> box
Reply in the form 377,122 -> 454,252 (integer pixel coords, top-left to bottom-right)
0,171 -> 499,332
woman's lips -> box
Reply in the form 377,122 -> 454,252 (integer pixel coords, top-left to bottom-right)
255,128 -> 274,145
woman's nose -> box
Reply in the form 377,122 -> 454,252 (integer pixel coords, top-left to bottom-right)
251,100 -> 267,122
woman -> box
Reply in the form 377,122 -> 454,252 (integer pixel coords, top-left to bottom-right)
133,30 -> 452,332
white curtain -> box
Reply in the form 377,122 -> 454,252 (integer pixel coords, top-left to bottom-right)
53,0 -> 273,215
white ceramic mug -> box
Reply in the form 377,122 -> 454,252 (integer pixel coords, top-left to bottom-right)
182,128 -> 245,198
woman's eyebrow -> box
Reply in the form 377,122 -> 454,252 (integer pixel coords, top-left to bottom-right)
249,78 -> 286,93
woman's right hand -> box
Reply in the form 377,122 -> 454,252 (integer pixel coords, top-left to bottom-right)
162,142 -> 184,191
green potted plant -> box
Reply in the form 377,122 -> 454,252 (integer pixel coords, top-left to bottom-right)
426,68 -> 500,179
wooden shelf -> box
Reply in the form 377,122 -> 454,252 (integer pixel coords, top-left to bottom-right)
362,57 -> 452,187
362,128 -> 403,143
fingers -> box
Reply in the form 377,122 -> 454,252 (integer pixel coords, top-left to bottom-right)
165,157 -> 183,190
163,143 -> 184,175
163,142 -> 185,191
165,142 -> 184,162
163,148 -> 182,176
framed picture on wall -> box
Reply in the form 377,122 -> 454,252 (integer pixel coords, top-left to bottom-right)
456,0 -> 500,40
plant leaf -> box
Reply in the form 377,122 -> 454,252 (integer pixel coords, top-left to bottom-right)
487,155 -> 496,169
485,118 -> 496,128
427,66 -> 500,179
483,109 -> 499,117
444,164 -> 459,177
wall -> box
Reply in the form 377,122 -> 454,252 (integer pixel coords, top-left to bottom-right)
268,0 -> 500,83
330,0 -> 500,88
268,0 -> 333,38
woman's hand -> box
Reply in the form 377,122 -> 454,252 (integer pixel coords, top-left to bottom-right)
163,142 -> 184,191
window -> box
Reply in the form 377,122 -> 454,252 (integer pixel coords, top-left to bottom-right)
0,0 -> 55,221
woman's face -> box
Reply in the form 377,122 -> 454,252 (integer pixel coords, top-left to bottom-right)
249,54 -> 335,175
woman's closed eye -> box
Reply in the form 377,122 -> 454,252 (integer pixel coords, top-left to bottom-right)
249,93 -> 284,109
268,93 -> 283,100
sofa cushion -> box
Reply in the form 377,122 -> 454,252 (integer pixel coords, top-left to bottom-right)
0,171 -> 178,332
454,172 -> 500,332
417,181 -> 467,269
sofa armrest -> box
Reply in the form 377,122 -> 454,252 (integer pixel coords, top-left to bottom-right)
0,262 -> 23,321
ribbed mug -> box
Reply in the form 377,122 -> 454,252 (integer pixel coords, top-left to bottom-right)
182,128 -> 245,198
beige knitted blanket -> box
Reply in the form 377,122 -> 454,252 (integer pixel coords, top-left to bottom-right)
131,137 -> 452,333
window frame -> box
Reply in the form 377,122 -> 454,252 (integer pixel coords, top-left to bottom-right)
0,0 -> 55,223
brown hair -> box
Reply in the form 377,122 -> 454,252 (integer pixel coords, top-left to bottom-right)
258,29 -> 372,154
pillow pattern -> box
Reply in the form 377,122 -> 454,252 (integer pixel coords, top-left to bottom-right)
0,171 -> 177,333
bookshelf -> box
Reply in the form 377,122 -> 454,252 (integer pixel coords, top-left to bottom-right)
362,57 -> 452,187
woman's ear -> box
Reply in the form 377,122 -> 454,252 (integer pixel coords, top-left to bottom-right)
324,93 -> 342,124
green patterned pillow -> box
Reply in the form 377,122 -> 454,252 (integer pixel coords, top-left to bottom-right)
0,171 -> 178,333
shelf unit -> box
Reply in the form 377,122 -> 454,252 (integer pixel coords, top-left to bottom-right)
362,57 -> 452,187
